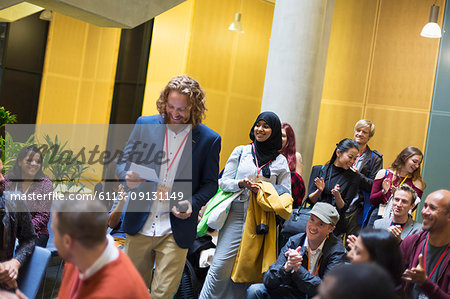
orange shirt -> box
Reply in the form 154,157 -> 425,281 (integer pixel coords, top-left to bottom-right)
58,250 -> 150,299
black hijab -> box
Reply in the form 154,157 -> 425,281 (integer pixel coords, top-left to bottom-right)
249,111 -> 282,178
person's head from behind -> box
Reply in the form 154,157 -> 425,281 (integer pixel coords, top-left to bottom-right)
347,228 -> 402,284
392,184 -> 417,219
11,145 -> 45,180
391,146 -> 423,179
51,199 -> 107,263
156,75 -> 206,127
313,263 -> 396,299
421,189 -> 450,233
307,203 -> 339,247
329,138 -> 359,170
353,119 -> 375,147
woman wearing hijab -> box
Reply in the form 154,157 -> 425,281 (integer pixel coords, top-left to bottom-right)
199,112 -> 291,299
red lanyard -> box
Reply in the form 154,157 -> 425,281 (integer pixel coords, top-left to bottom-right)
252,143 -> 271,179
390,220 -> 407,231
308,247 -> 320,276
353,146 -> 367,167
165,129 -> 189,174
423,234 -> 450,278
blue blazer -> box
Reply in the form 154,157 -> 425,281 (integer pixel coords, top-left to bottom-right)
117,115 -> 221,248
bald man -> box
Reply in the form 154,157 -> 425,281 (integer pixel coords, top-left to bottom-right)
400,189 -> 450,299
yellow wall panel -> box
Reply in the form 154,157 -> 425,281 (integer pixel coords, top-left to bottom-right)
82,27 -> 101,80
145,0 -> 274,169
142,0 -> 195,116
322,0 -> 378,103
37,13 -> 121,125
187,0 -> 236,92
365,107 -> 428,167
46,14 -> 87,78
39,75 -> 79,123
312,102 -> 363,166
316,0 -> 443,175
220,95 -> 262,166
231,0 -> 273,98
368,0 -> 443,109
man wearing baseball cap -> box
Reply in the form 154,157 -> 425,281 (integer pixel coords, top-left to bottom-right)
247,202 -> 346,298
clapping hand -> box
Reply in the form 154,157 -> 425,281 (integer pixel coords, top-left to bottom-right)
346,234 -> 358,251
382,178 -> 391,195
402,254 -> 427,286
314,177 -> 325,192
388,225 -> 402,242
284,246 -> 303,273
331,184 -> 341,198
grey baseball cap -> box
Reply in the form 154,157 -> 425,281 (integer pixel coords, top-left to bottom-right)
310,202 -> 340,226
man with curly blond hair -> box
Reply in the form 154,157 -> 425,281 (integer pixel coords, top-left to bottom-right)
117,75 -> 221,298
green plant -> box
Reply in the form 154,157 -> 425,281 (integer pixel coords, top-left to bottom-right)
39,134 -> 90,192
0,107 -> 17,128
2,132 -> 34,174
0,107 -> 17,162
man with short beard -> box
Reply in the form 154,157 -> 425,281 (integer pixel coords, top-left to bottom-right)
401,189 -> 450,299
374,184 -> 422,241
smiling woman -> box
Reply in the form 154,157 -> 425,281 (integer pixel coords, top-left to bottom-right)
307,138 -> 360,237
200,111 -> 291,299
368,146 -> 426,224
5,145 -> 53,247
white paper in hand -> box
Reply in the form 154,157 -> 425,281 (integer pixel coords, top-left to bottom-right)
129,162 -> 159,182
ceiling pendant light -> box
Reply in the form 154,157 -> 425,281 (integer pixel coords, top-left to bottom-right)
421,4 -> 442,38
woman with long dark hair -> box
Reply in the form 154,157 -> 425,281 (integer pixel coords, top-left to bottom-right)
279,123 -> 305,208
347,228 -> 403,288
307,138 -> 360,236
369,146 -> 425,224
5,145 -> 53,247
200,112 -> 291,299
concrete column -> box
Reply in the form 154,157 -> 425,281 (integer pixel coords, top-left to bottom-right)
261,0 -> 335,184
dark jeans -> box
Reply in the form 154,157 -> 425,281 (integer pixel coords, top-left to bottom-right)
247,283 -> 303,299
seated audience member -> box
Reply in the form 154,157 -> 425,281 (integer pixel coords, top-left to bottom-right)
5,145 -> 52,247
307,139 -> 360,237
374,184 -> 422,241
401,189 -> 450,299
107,184 -> 128,249
347,228 -> 403,288
247,203 -> 346,299
0,154 -> 36,291
369,146 -> 425,225
345,119 -> 383,235
314,263 -> 397,299
53,199 -> 150,299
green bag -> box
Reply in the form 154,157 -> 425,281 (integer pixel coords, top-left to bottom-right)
197,146 -> 243,237
197,188 -> 233,237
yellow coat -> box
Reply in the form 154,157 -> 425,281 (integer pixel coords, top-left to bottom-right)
231,181 -> 293,283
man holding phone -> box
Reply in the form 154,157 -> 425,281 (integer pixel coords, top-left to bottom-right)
116,75 -> 221,299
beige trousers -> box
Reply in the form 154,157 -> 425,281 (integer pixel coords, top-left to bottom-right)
124,233 -> 188,299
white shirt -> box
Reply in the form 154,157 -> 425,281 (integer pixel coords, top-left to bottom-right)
140,125 -> 190,237
80,235 -> 119,280
303,236 -> 326,275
